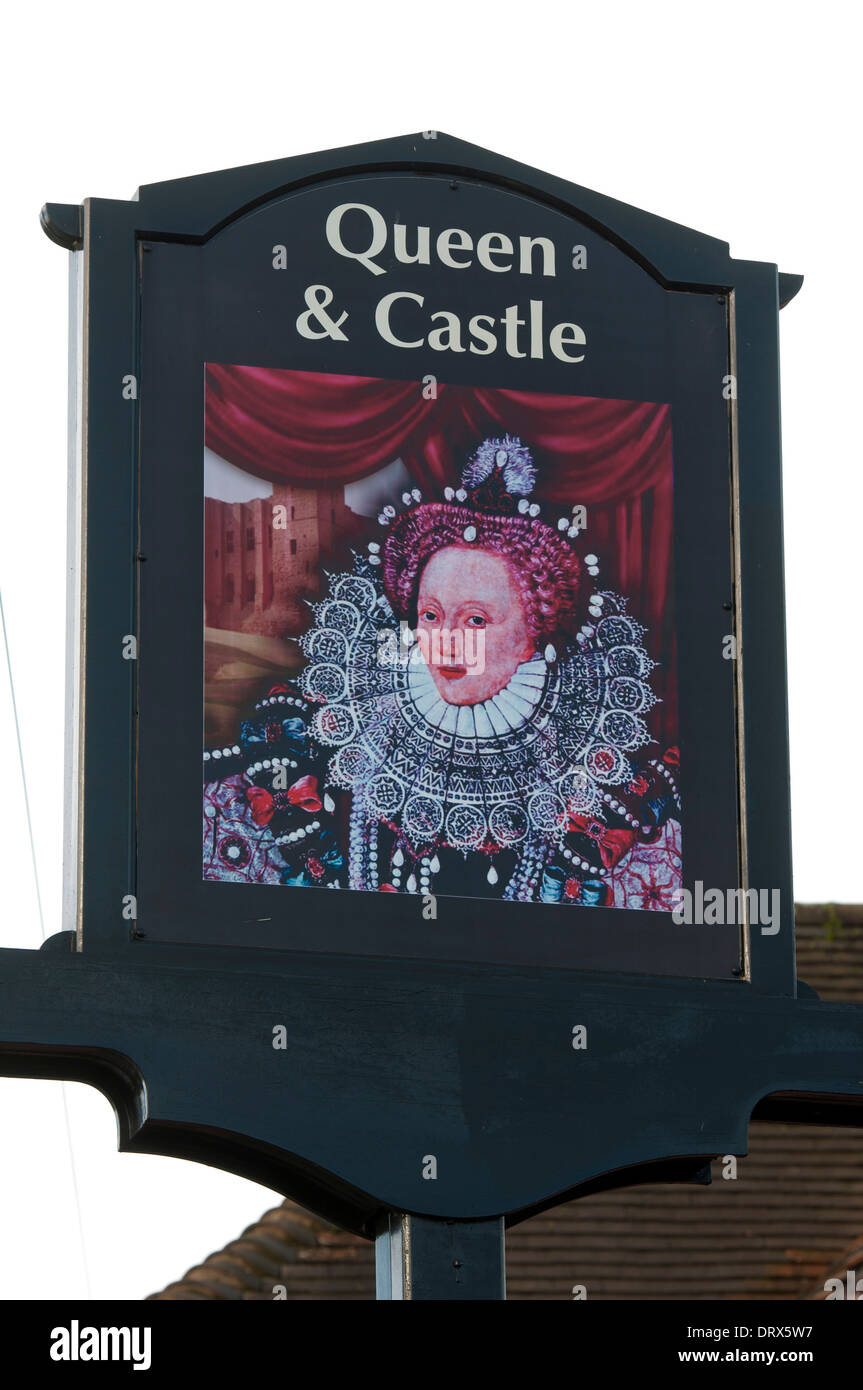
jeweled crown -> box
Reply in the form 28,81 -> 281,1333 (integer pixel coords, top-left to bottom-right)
375,433 -> 595,560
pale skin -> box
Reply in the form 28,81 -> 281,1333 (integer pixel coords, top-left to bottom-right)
416,545 -> 535,705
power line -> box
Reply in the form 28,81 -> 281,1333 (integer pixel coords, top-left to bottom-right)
0,584 -> 44,940
0,582 -> 92,1297
61,1083 -> 93,1297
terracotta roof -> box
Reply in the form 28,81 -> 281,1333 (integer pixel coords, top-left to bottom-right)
150,906 -> 863,1300
796,904 -> 863,1003
152,1205 -> 372,1301
809,1237 -> 863,1299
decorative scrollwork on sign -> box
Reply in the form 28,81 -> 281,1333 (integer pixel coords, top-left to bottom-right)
312,704 -> 357,747
366,774 -> 405,817
402,794 -> 445,840
302,663 -> 347,703
445,804 -> 488,850
488,802 -> 529,846
316,599 -> 361,636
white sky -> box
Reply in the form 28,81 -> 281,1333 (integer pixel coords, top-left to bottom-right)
204,447 -> 272,502
0,1 -> 860,1300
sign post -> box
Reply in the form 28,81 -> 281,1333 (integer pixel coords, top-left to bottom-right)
375,1214 -> 506,1301
2,133 -> 860,1301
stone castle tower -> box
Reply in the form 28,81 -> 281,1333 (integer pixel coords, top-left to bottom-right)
204,481 -> 353,638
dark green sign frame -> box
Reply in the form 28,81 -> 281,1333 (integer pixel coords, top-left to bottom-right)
0,134 -> 858,1299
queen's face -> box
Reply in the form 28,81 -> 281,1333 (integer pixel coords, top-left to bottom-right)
416,545 -> 535,705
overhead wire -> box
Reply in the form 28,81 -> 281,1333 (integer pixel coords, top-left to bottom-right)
0,582 -> 92,1297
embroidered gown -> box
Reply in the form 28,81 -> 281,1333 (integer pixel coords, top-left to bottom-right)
203,556 -> 682,911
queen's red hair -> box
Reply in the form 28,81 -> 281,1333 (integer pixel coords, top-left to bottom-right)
382,503 -> 582,644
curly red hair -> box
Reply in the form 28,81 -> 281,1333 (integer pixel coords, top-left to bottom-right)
382,503 -> 582,644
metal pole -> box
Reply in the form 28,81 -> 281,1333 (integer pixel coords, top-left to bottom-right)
375,1213 -> 506,1300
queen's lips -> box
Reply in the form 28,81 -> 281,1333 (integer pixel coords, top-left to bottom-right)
438,664 -> 468,679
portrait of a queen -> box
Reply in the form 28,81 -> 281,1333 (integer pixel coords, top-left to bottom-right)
203,426 -> 682,911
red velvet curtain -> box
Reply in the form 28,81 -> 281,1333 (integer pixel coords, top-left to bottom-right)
205,365 -> 676,742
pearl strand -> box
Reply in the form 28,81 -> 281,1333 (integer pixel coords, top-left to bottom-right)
204,744 -> 241,763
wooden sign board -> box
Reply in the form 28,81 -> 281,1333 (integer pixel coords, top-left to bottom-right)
1,134 -> 859,1298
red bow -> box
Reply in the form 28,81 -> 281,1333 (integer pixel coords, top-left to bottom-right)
246,775 -> 322,826
568,814 -> 636,869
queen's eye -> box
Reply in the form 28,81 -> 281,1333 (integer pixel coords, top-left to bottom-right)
420,610 -> 439,624
465,615 -> 486,628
